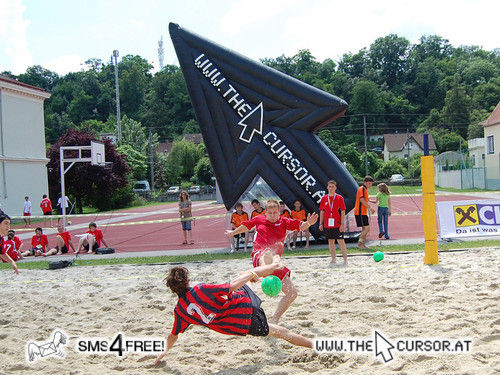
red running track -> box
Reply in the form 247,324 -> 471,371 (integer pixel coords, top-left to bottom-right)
11,194 -> 490,254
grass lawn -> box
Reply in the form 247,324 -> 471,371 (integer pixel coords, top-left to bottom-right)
1,239 -> 497,271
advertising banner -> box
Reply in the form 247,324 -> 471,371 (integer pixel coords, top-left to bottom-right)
437,200 -> 500,238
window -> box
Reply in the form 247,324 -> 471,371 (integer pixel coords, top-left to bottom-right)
486,135 -> 494,154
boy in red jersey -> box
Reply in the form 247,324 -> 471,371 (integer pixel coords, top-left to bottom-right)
291,200 -> 309,249
23,227 -> 49,257
45,224 -> 76,256
319,180 -> 348,266
40,194 -> 53,228
2,230 -> 23,262
76,222 -> 109,254
230,202 -> 249,253
154,260 -> 312,366
0,214 -> 19,274
226,199 -> 318,324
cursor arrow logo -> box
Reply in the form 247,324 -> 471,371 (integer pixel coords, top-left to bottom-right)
238,102 -> 263,143
374,331 -> 395,363
169,23 -> 358,238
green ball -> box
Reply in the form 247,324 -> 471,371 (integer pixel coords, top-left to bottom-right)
373,251 -> 384,262
261,275 -> 282,297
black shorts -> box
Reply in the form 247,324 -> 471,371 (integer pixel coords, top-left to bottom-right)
43,211 -> 52,216
56,244 -> 68,254
324,227 -> 344,240
242,285 -> 269,337
83,243 -> 99,252
355,215 -> 369,227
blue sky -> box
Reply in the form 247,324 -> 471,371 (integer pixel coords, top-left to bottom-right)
1,0 -> 499,75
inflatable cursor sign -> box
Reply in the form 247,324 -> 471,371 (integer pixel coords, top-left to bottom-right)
169,23 -> 358,218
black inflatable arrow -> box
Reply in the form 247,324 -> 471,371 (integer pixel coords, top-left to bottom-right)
169,23 -> 359,237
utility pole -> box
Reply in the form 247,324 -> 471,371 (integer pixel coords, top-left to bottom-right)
149,128 -> 155,191
363,115 -> 368,176
406,129 -> 411,178
113,50 -> 121,142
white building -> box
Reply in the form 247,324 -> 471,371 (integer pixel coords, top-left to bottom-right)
383,133 -> 437,161
483,102 -> 500,189
468,137 -> 485,167
0,75 -> 51,216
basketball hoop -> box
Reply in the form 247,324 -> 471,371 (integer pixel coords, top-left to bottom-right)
91,141 -> 106,166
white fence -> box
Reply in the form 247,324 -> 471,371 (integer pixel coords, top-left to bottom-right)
435,167 -> 486,189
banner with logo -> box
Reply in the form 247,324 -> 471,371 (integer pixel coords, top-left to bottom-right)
437,200 -> 500,238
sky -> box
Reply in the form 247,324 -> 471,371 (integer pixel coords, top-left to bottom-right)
0,0 -> 499,76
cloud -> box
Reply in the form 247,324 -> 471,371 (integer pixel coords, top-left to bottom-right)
131,19 -> 145,28
0,0 -> 32,74
219,0 -> 295,36
42,54 -> 84,75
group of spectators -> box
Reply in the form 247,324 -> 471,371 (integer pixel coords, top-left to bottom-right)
228,176 -> 392,264
0,213 -> 109,274
22,194 -> 72,228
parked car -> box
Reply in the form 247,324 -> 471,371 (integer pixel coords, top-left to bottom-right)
166,186 -> 180,194
132,180 -> 151,196
188,185 -> 201,194
389,174 -> 405,183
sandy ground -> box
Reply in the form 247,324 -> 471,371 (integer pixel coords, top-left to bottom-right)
0,248 -> 498,375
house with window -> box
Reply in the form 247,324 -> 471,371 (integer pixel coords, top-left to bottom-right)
383,133 -> 436,161
483,102 -> 500,189
468,138 -> 485,167
0,75 -> 51,216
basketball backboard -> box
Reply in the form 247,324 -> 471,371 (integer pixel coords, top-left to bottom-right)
91,141 -> 105,166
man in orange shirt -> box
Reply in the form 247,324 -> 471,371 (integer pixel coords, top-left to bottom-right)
354,176 -> 375,249
230,203 -> 249,253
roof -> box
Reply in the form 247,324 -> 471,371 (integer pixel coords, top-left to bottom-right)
0,74 -> 48,94
183,133 -> 203,144
383,133 -> 436,152
434,151 -> 463,163
483,102 -> 500,127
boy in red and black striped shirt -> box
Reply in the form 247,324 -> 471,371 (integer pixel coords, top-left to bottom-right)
154,261 -> 312,366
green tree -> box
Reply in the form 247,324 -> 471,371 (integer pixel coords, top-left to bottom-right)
374,159 -> 407,179
369,34 -> 410,89
194,157 -> 214,184
441,75 -> 472,138
165,139 -> 204,181
117,144 -> 148,180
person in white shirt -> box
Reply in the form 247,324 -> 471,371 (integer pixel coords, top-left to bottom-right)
23,196 -> 32,227
57,194 -> 72,224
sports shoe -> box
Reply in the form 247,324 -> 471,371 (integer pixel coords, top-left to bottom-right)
378,232 -> 385,239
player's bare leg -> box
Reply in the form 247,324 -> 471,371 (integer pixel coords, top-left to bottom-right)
338,238 -> 348,265
268,276 -> 297,324
87,234 -> 95,254
268,323 -> 312,348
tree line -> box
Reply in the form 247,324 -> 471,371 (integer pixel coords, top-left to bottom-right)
2,33 -> 499,207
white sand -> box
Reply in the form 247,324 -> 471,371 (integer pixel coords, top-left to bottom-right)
0,248 -> 498,374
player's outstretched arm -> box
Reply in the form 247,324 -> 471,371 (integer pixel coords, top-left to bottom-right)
225,224 -> 249,238
229,261 -> 283,293
300,212 -> 318,231
154,333 -> 178,366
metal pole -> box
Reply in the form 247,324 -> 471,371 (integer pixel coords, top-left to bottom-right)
59,148 -> 66,227
149,128 -> 154,191
407,130 -> 411,178
113,50 -> 121,142
363,115 -> 368,176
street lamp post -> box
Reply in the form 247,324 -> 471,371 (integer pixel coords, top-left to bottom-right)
113,50 -> 121,142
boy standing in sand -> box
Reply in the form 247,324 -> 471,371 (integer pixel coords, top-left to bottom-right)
154,260 -> 312,366
226,199 -> 318,324
319,180 -> 348,266
354,176 -> 375,249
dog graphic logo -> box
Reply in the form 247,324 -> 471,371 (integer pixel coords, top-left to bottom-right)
26,330 -> 68,362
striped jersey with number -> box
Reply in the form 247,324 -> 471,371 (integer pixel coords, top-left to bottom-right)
172,283 -> 253,336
